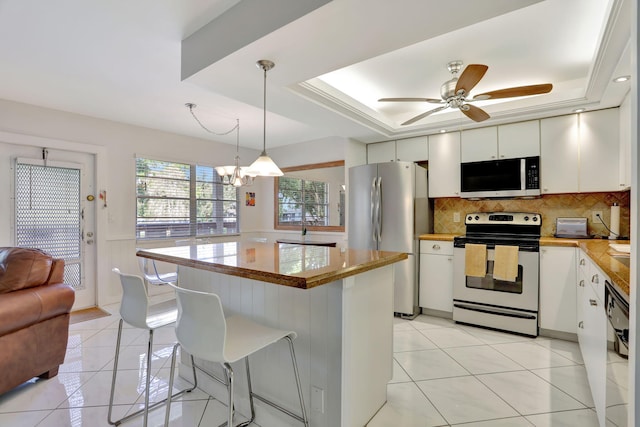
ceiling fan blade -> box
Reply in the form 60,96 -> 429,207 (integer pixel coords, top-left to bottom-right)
378,97 -> 444,104
460,104 -> 490,122
401,105 -> 449,126
473,83 -> 553,100
455,64 -> 488,95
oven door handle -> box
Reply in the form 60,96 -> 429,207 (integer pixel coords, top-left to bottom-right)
453,303 -> 537,320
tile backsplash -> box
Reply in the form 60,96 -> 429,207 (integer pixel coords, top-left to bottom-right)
434,191 -> 630,238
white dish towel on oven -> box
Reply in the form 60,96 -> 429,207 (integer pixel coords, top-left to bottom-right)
493,245 -> 519,282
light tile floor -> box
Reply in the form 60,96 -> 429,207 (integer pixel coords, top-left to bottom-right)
370,316 -> 629,427
0,305 -> 629,427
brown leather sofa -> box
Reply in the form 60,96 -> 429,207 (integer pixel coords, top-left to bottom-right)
0,247 -> 75,395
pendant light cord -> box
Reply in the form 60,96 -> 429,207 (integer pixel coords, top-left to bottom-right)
262,65 -> 267,155
185,103 -> 238,136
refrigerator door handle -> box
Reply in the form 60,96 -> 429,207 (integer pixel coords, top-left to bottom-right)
370,177 -> 377,242
376,176 -> 382,242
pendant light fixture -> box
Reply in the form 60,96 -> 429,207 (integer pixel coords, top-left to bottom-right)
248,60 -> 283,177
185,103 -> 255,187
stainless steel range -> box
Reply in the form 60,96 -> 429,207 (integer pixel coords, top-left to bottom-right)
453,212 -> 541,336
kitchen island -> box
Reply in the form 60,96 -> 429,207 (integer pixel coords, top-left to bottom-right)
137,241 -> 407,427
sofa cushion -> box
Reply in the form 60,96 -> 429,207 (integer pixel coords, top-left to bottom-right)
0,247 -> 53,294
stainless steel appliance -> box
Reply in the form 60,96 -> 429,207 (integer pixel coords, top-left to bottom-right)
453,212 -> 541,336
605,280 -> 629,357
460,156 -> 540,199
555,217 -> 589,238
348,162 -> 432,317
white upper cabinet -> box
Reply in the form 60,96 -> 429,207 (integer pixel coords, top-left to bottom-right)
428,131 -> 460,197
367,141 -> 396,163
460,121 -> 540,162
618,94 -> 631,189
396,136 -> 428,162
540,115 -> 579,194
368,137 -> 429,163
460,127 -> 497,162
497,121 -> 540,159
579,109 -> 620,192
541,108 -> 621,194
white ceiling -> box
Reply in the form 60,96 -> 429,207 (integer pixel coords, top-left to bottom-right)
0,0 -> 631,150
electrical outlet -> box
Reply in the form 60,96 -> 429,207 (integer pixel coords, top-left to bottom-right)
453,212 -> 461,223
592,211 -> 603,223
311,386 -> 324,413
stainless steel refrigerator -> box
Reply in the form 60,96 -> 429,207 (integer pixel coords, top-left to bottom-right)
348,161 -> 433,317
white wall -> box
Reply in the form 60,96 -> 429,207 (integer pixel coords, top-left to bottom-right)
0,98 -> 261,304
0,99 -> 360,305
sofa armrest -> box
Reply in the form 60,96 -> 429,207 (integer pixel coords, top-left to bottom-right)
0,283 -> 74,336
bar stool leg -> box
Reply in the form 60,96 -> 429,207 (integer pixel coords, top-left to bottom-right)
234,358 -> 256,427
107,319 -> 125,425
142,329 -> 154,427
164,345 -> 199,427
285,336 -> 309,427
223,363 -> 234,427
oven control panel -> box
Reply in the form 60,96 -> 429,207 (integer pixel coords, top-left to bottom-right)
465,212 -> 541,226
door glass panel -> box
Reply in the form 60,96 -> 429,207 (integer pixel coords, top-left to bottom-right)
15,163 -> 82,289
465,261 -> 523,294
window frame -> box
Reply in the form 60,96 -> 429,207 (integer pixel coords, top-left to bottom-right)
135,157 -> 240,240
273,160 -> 345,233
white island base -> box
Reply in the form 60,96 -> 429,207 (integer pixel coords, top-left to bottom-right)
174,264 -> 394,427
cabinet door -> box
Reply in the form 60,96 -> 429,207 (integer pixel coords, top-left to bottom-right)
460,127 -> 498,162
396,136 -> 428,162
498,120 -> 540,159
367,141 -> 396,163
428,132 -> 460,197
579,109 -> 620,192
582,283 -> 607,425
540,115 -> 579,194
539,247 -> 576,334
618,94 -> 631,189
419,253 -> 453,312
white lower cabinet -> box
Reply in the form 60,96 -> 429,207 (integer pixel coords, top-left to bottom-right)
539,247 -> 576,334
576,250 -> 608,426
419,240 -> 454,314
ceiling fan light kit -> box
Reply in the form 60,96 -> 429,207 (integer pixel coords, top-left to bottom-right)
379,60 -> 553,125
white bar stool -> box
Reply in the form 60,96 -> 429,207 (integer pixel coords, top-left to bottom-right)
164,284 -> 308,427
108,268 -> 197,427
137,256 -> 178,287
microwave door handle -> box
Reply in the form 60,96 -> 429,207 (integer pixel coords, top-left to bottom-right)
520,158 -> 526,190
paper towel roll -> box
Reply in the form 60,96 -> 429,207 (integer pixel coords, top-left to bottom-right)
610,204 -> 620,239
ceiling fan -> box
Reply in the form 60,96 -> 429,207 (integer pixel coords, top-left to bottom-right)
378,60 -> 553,125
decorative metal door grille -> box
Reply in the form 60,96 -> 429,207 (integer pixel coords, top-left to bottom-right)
15,163 -> 83,289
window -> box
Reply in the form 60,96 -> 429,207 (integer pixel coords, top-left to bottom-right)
136,158 -> 239,240
273,161 -> 345,232
277,176 -> 329,227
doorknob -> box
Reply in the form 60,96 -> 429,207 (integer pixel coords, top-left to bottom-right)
86,239 -> 94,245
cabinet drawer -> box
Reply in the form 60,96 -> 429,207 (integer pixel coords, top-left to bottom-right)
420,240 -> 453,255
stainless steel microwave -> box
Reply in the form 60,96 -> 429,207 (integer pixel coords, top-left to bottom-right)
460,156 -> 540,199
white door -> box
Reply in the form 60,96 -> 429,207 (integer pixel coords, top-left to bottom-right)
7,145 -> 96,310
